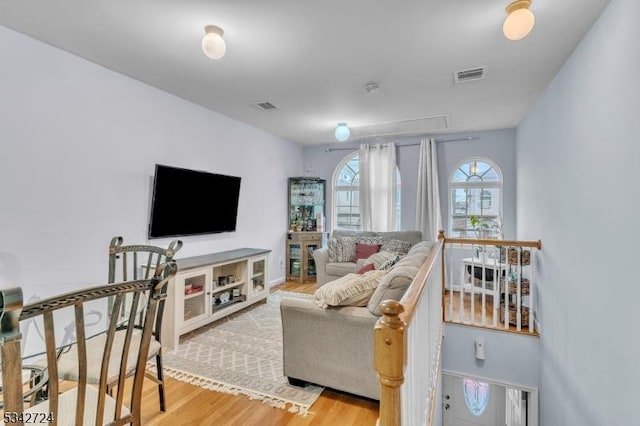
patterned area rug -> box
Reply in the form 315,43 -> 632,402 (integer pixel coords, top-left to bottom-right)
152,291 -> 323,415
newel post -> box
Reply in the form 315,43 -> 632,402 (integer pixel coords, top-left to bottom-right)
374,300 -> 406,426
0,287 -> 25,417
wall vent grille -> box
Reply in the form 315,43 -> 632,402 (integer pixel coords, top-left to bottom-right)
252,101 -> 278,111
454,67 -> 486,83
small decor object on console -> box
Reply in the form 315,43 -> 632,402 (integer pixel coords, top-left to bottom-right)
232,288 -> 240,298
228,274 -> 236,283
220,291 -> 231,304
218,276 -> 227,286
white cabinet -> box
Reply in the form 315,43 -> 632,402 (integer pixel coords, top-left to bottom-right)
179,267 -> 211,329
162,248 -> 270,350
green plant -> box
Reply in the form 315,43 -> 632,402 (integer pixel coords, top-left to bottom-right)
469,215 -> 491,238
469,215 -> 504,239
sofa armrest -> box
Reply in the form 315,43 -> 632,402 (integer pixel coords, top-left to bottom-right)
280,297 -> 380,400
312,248 -> 331,287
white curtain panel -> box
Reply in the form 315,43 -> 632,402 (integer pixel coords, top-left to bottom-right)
359,143 -> 397,232
415,137 -> 442,241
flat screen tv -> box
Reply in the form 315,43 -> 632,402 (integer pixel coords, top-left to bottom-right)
148,164 -> 241,239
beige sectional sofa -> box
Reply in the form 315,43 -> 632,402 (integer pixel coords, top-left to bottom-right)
313,230 -> 424,287
280,236 -> 434,400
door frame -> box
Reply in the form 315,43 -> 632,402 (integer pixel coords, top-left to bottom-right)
442,369 -> 538,426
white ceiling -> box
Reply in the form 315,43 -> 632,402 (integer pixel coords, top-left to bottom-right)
0,0 -> 611,145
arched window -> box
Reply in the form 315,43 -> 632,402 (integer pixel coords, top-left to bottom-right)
450,158 -> 502,238
463,378 -> 490,417
332,152 -> 401,231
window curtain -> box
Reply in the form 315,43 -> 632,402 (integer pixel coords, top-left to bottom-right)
415,137 -> 442,241
359,143 -> 397,231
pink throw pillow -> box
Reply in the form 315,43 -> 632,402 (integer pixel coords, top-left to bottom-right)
356,243 -> 381,261
357,263 -> 376,274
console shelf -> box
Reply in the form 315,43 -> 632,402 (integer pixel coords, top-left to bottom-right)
161,247 -> 270,350
211,295 -> 246,313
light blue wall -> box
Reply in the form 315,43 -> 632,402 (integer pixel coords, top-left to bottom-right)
302,128 -> 517,237
0,25 -> 302,298
442,324 -> 539,389
516,0 -> 639,424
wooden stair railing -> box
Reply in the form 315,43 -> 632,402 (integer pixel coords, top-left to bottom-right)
375,239 -> 444,426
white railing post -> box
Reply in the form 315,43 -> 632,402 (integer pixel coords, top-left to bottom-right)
529,247 -> 536,333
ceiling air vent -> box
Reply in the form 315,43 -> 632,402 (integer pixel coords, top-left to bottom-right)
454,67 -> 486,83
252,101 -> 278,111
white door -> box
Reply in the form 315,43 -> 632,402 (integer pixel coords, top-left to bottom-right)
443,374 -> 505,426
506,387 -> 526,426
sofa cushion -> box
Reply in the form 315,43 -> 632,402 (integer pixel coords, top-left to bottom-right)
373,231 -> 423,245
356,235 -> 386,246
328,236 -> 358,262
367,265 -> 420,315
330,230 -> 422,245
355,243 -> 381,260
394,253 -> 425,270
314,270 -> 387,309
326,262 -> 357,276
407,240 -> 435,255
367,241 -> 435,315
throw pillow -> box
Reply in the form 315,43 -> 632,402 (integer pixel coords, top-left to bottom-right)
314,270 -> 387,309
356,263 -> 376,274
327,236 -> 358,263
378,255 -> 401,271
363,250 -> 398,269
355,243 -> 381,260
381,239 -> 412,255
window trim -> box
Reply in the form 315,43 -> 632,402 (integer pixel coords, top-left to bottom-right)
448,157 -> 503,238
332,151 -> 360,232
331,151 -> 402,232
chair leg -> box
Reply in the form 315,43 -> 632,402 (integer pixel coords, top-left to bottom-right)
155,353 -> 166,412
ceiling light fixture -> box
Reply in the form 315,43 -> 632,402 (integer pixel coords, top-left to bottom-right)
363,82 -> 380,94
503,0 -> 535,41
202,25 -> 226,59
334,122 -> 350,142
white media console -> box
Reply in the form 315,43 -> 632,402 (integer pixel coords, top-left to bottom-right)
161,247 -> 270,350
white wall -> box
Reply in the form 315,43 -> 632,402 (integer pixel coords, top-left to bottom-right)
0,25 -> 303,301
302,128 -> 517,237
516,0 -> 640,424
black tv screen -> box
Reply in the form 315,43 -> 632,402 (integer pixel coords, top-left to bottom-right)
148,164 -> 241,238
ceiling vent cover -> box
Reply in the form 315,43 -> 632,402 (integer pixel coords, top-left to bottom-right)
454,67 -> 486,83
252,101 -> 278,111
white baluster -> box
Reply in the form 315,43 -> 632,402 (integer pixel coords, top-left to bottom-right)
516,248 -> 522,331
529,248 -> 535,333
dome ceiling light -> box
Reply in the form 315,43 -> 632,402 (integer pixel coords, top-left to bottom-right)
202,25 -> 226,59
503,0 -> 535,41
334,122 -> 350,142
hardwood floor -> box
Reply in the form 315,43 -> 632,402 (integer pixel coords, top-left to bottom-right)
443,289 -> 538,335
139,281 -> 380,425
